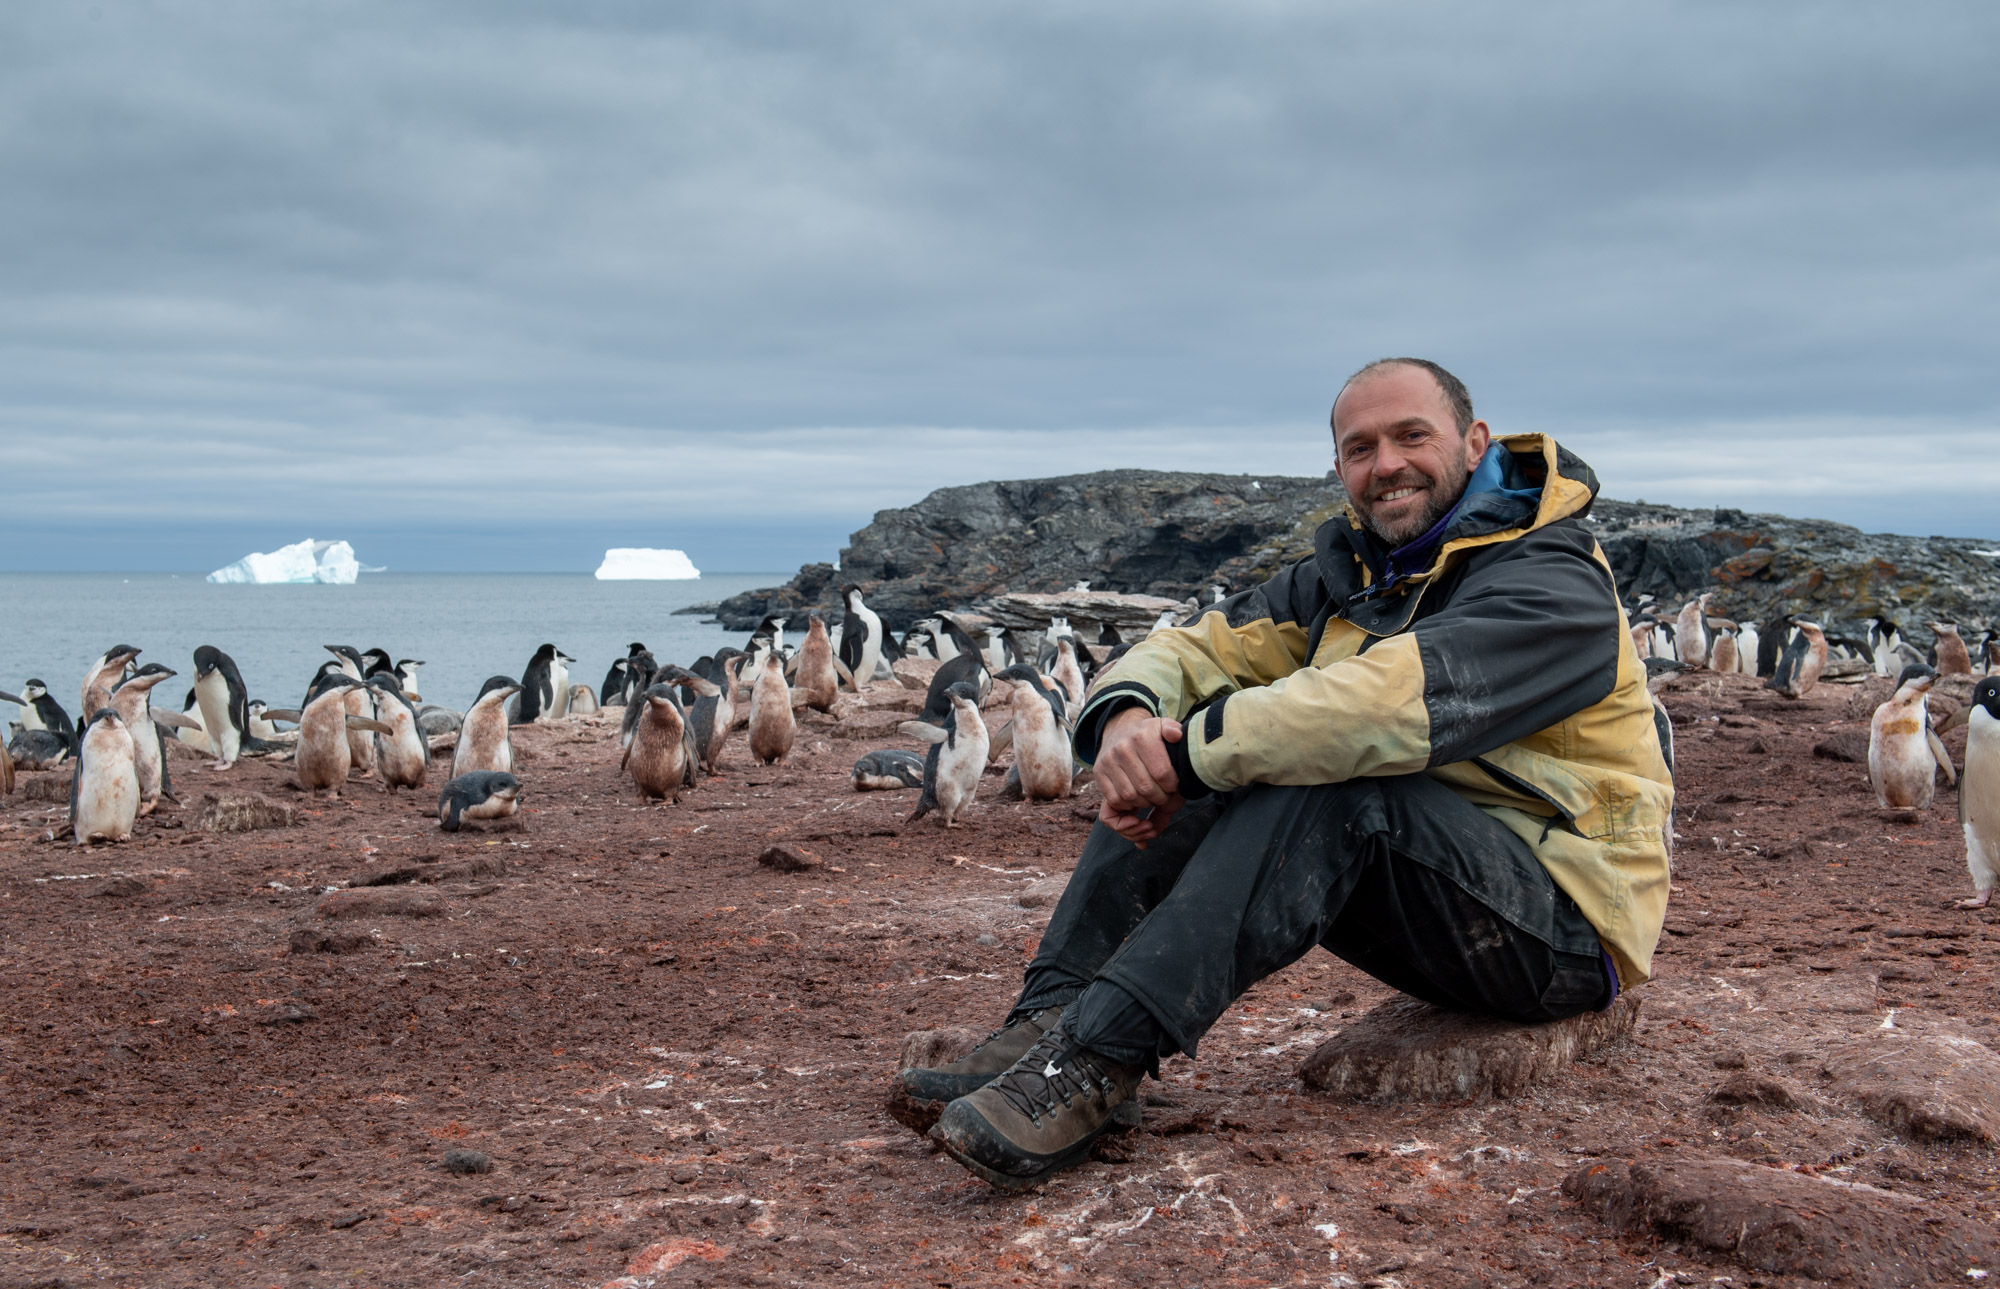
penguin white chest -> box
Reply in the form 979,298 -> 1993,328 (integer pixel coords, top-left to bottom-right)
194,670 -> 240,761
1963,707 -> 2000,897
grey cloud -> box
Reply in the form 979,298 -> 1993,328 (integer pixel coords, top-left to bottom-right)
2,1 -> 1997,573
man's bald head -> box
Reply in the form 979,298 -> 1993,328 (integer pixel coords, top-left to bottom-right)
1330,358 -> 1475,440
1328,357 -> 1491,547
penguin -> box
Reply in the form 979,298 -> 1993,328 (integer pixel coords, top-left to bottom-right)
599,657 -> 631,707
908,651 -> 991,732
80,644 -> 141,720
1675,593 -> 1712,667
452,678 -> 523,778
851,749 -> 925,791
1768,619 -> 1827,699
1650,620 -> 1677,663
0,734 -> 11,798
1869,665 -> 1952,811
1050,637 -> 1087,712
838,585 -> 883,691
517,644 -> 563,724
324,645 -> 379,776
935,616 -> 982,664
992,664 -> 1073,801
622,682 -> 700,803
1756,616 -> 1793,678
1931,622 -> 1973,677
1,680 -> 75,752
393,660 -> 425,701
301,659 -> 350,708
906,682 -> 991,827
1866,617 -> 1903,678
1097,621 -> 1122,650
791,613 -> 852,713
246,700 -> 293,744
567,684 -> 600,716
1938,677 -> 2000,908
437,771 -> 522,832
1982,630 -> 2000,676
549,648 -> 574,717
878,621 -> 907,664
1707,625 -> 1739,676
69,708 -> 139,845
1148,609 -> 1178,636
359,647 -> 394,678
364,674 -> 428,792
296,677 -> 390,799
747,651 -> 797,765
690,655 -> 743,774
1735,622 -> 1760,675
416,705 -> 462,739
110,663 -> 177,816
1628,620 -> 1654,660
623,649 -> 661,706
8,728 -> 71,770
191,645 -> 258,769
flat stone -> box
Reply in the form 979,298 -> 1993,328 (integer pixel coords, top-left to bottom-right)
1708,1071 -> 1800,1109
1563,1155 -> 1999,1287
253,1000 -> 318,1025
17,774 -> 74,804
193,792 -> 299,833
1756,969 -> 1879,1016
756,844 -> 821,873
898,1027 -> 980,1072
1811,733 -> 1870,764
89,876 -> 149,898
1299,993 -> 1639,1101
1016,876 -> 1068,909
317,887 -> 445,920
1820,1028 -> 2000,1143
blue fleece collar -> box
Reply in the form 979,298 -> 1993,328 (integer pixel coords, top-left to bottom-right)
1365,444 -> 1544,597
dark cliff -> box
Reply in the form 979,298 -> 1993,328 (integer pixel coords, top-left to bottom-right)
711,470 -> 2000,641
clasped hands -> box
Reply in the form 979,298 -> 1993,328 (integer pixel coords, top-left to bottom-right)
1093,706 -> 1188,846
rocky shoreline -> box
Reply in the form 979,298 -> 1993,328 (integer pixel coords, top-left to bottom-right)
711,469 -> 2000,641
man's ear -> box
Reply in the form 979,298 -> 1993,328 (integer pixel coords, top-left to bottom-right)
1464,418 -> 1492,466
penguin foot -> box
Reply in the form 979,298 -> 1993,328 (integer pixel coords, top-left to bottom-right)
1954,891 -> 1992,909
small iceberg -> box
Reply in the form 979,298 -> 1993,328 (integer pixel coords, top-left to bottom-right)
207,539 -> 367,585
594,548 -> 701,580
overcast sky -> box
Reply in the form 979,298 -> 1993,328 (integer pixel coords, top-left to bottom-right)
4,2 -> 1996,573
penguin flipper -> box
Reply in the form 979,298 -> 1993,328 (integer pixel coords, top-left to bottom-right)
261,709 -> 303,725
899,720 -> 949,744
988,720 -> 1015,756
346,717 -> 395,735
0,691 -> 23,707
832,658 -> 859,693
151,710 -> 201,730
1930,730 -> 1957,786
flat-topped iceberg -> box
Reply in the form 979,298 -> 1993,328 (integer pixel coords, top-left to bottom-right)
207,539 -> 366,585
595,548 -> 700,580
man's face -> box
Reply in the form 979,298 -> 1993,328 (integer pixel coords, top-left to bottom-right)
1331,365 -> 1492,547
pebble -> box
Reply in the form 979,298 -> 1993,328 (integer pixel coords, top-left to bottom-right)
442,1149 -> 493,1175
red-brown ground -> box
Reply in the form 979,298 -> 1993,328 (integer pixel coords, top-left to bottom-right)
1,669 -> 1995,1287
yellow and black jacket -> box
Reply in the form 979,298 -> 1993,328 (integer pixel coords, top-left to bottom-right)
1073,433 -> 1672,986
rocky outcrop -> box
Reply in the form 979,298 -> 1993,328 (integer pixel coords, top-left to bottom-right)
712,470 -> 2000,643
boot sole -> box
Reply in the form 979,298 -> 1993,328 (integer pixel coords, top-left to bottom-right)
932,1124 -> 1101,1192
890,1079 -> 1140,1138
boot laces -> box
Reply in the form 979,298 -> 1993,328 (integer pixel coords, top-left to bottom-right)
993,1031 -> 1116,1125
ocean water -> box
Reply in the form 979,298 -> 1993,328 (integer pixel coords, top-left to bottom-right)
0,572 -> 784,719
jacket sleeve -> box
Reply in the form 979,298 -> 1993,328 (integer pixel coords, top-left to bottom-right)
1071,557 -> 1318,765
1182,523 -> 1624,790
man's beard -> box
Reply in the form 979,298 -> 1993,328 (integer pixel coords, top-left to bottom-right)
1357,461 -> 1473,548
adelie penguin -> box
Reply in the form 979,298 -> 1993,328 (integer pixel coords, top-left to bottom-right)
1939,677 -> 2000,909
838,586 -> 884,686
690,655 -> 744,774
902,650 -> 991,740
70,708 -> 139,845
8,729 -> 71,770
0,680 -> 75,753
453,677 -> 523,778
991,664 -> 1072,801
747,652 -> 797,765
907,682 -> 991,827
623,681 -> 705,804
110,663 -> 178,816
438,771 -> 522,832
324,645 -> 379,776
1767,619 -> 1826,699
191,645 -> 267,769
1868,665 -> 1954,811
852,749 -> 924,791
365,674 -> 429,792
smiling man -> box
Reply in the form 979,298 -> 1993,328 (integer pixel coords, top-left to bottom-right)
895,357 -> 1674,1190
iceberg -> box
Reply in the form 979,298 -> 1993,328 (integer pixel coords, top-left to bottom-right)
207,539 -> 367,585
594,548 -> 701,580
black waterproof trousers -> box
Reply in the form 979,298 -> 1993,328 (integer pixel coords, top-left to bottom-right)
1010,774 -> 1614,1071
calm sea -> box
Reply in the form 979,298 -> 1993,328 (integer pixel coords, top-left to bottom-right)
0,572 -> 785,718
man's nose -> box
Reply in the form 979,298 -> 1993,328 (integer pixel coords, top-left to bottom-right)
1374,441 -> 1410,478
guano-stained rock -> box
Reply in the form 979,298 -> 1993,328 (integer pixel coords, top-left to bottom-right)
1299,993 -> 1639,1101
1820,1029 -> 2000,1143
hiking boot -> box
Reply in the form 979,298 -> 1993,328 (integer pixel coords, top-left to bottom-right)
888,1006 -> 1067,1135
932,1022 -> 1145,1190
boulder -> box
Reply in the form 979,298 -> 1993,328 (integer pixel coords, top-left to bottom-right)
317,887 -> 445,920
1299,993 -> 1639,1101
1564,1155 -> 1999,1287
1820,1028 -> 2000,1143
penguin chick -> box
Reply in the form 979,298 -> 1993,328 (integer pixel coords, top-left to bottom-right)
70,708 -> 139,845
80,644 -> 141,720
365,674 -> 429,792
623,682 -> 697,803
791,614 -> 848,713
1050,638 -> 1086,713
437,771 -> 522,832
691,655 -> 743,774
993,664 -> 1073,801
1869,665 -> 1943,811
296,677 -> 384,799
1767,619 -> 1827,699
1675,593 -> 1712,667
907,681 -> 991,827
1931,622 -> 1973,677
453,678 -> 522,778
1939,677 -> 2000,908
110,663 -> 177,816
851,749 -> 924,791
747,652 -> 796,765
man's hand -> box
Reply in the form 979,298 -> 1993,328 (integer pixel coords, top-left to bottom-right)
1095,706 -> 1187,847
